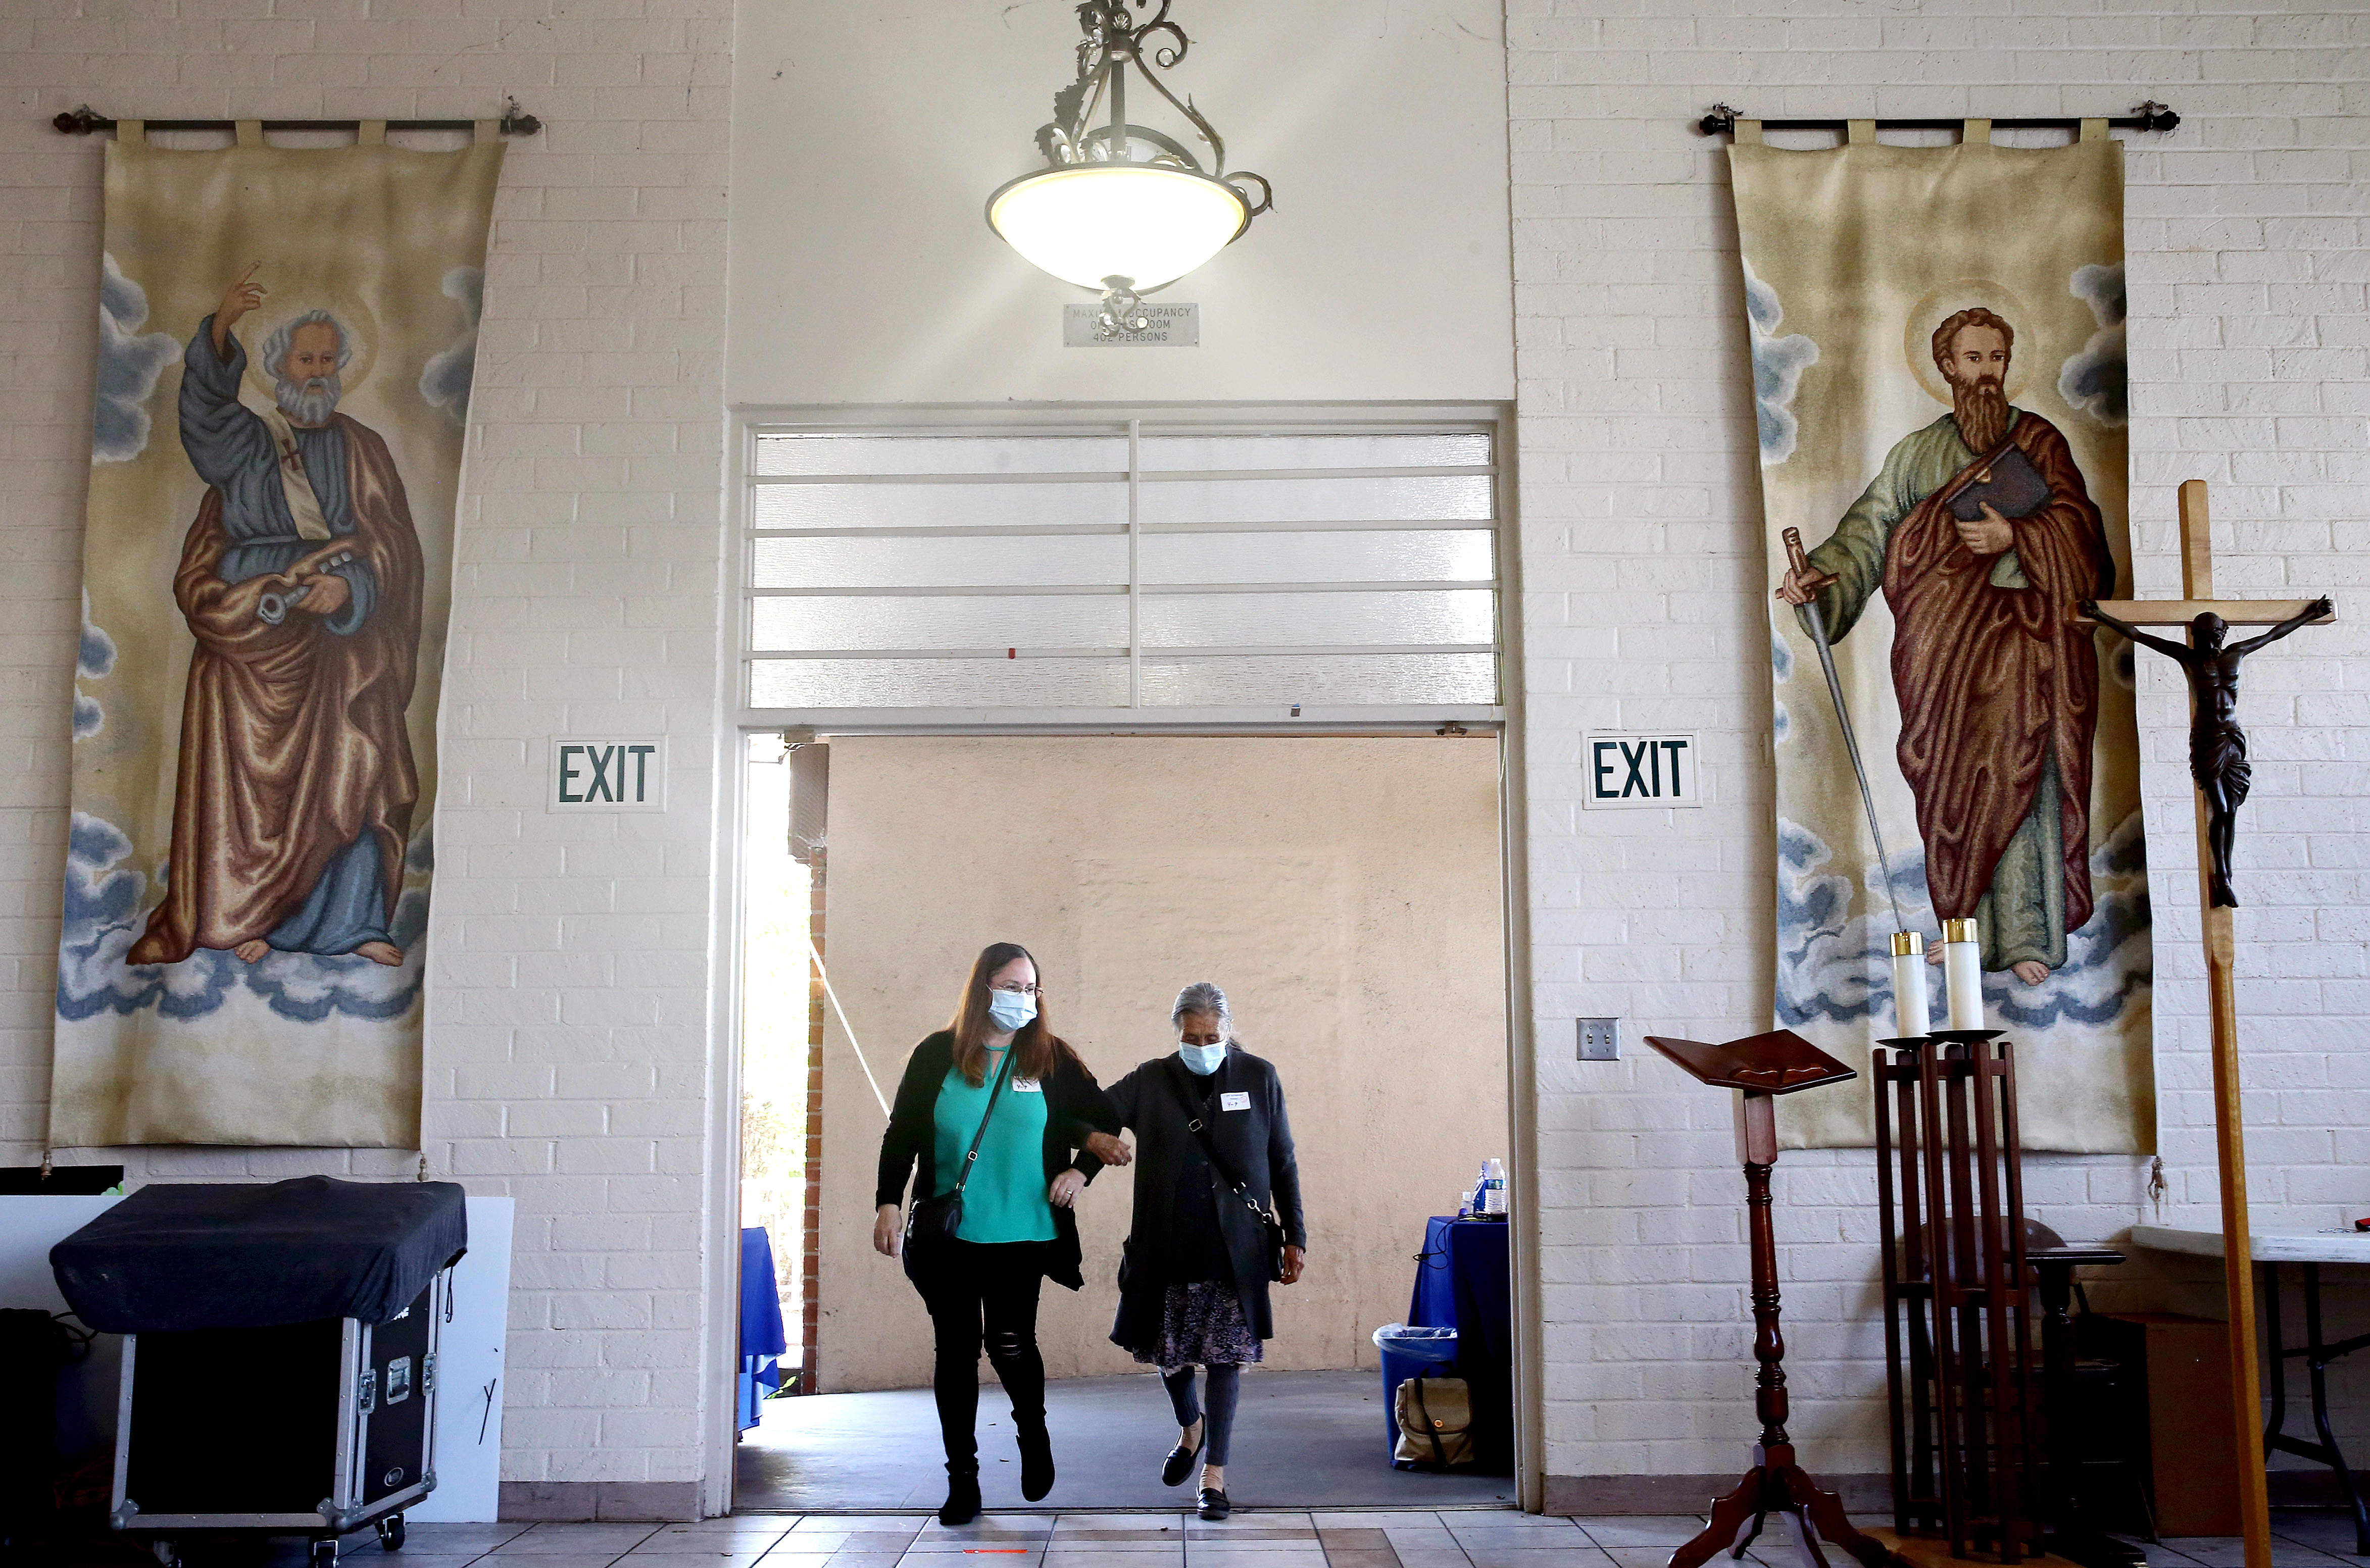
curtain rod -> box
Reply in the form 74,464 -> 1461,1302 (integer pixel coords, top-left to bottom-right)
52,102 -> 541,136
1698,101 -> 2179,137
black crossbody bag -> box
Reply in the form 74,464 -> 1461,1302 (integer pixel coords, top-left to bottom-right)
1162,1061 -> 1289,1284
903,1044 -> 1018,1275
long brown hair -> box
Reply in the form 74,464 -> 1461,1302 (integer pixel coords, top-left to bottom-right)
948,941 -> 1074,1087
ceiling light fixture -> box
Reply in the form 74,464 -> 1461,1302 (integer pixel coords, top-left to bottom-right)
986,0 -> 1273,337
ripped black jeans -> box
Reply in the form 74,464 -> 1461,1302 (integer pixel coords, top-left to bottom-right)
914,1240 -> 1050,1473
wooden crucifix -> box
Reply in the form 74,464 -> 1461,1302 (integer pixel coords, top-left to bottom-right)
2077,478 -> 2337,1568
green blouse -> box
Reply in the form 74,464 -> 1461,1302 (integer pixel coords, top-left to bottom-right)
931,1045 -> 1056,1244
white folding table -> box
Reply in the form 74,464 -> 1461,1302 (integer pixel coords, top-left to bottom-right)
2131,1223 -> 2370,1551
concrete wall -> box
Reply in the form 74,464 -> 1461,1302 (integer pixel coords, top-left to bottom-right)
1507,1 -> 2370,1506
3,0 -> 732,1521
811,735 -> 1510,1393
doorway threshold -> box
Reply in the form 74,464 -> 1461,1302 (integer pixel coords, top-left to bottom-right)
735,1369 -> 1515,1513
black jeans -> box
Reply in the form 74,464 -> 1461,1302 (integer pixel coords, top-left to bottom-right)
913,1240 -> 1049,1472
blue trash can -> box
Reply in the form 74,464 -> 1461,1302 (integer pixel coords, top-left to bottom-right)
1371,1323 -> 1458,1460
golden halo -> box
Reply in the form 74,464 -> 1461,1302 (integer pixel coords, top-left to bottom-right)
238,285 -> 381,401
1905,278 -> 2032,405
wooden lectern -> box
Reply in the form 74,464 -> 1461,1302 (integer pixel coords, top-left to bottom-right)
1648,1029 -> 1902,1568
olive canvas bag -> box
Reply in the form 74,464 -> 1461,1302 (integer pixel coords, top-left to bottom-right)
1393,1371 -> 1475,1469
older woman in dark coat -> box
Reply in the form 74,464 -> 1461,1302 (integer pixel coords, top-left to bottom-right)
1079,981 -> 1305,1520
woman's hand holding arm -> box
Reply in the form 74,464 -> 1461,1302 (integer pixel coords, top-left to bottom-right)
1048,1169 -> 1085,1209
1081,1130 -> 1132,1167
873,1204 -> 902,1258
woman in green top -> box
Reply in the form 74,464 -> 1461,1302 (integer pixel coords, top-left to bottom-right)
874,941 -> 1126,1525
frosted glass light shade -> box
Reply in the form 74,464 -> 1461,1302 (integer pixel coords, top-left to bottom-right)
988,165 -> 1250,291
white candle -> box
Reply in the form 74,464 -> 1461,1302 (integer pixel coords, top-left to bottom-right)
1890,931 -> 1930,1038
1942,917 -> 1984,1031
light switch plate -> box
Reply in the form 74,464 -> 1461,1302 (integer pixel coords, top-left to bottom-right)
1576,1017 -> 1620,1061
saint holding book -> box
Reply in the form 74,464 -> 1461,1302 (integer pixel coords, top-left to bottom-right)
1775,307 -> 2116,984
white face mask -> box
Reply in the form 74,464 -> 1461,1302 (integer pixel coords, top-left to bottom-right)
1178,1040 -> 1227,1076
986,989 -> 1036,1033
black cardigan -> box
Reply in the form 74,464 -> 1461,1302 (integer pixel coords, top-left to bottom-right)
1083,1045 -> 1305,1343
875,1030 -> 1120,1291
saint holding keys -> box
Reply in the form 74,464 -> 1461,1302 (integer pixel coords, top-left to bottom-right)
127,264 -> 425,970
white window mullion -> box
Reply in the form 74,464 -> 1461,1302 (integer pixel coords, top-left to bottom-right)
738,414 -> 1507,718
1127,417 -> 1142,710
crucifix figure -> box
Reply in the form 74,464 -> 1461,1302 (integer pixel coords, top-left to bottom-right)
2080,597 -> 2333,906
2076,479 -> 2337,1568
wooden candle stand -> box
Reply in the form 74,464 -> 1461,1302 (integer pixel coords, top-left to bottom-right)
1648,1029 -> 1902,1568
1872,1029 -> 2040,1563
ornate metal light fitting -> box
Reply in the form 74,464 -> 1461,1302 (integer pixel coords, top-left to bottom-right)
985,0 -> 1274,336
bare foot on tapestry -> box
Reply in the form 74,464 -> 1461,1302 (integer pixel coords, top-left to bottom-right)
234,939 -> 270,963
356,941 -> 404,966
2011,960 -> 2050,985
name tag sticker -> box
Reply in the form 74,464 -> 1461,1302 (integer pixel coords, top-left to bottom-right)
1220,1091 -> 1251,1112
1012,1078 -> 1043,1093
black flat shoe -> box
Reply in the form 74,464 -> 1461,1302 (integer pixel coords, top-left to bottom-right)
1160,1427 -> 1204,1487
1017,1426 -> 1055,1502
939,1469 -> 981,1526
1196,1486 -> 1230,1521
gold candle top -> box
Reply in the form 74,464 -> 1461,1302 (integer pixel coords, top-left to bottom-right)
1942,917 -> 1980,945
1891,931 -> 1925,956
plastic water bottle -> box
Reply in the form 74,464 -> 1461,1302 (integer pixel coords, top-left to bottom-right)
1482,1159 -> 1507,1217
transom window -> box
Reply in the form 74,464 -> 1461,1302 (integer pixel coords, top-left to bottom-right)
735,413 -> 1509,722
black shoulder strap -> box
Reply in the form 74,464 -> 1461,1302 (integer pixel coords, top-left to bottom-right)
952,1044 -> 1019,1195
1161,1058 -> 1253,1197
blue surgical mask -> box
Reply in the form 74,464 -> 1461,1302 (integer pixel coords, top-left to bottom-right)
1178,1041 -> 1227,1076
986,989 -> 1036,1033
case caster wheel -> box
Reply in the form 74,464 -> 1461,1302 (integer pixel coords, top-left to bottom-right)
378,1514 -> 407,1552
313,1538 -> 340,1568
151,1541 -> 180,1568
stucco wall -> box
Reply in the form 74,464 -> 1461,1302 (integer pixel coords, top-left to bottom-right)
812,735 -> 1510,1393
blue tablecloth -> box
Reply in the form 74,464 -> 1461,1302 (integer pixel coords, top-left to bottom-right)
1402,1216 -> 1513,1471
737,1226 -> 788,1430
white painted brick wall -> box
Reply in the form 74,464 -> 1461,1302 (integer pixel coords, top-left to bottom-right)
0,0 -> 729,1491
1510,1 -> 2370,1484
7,0 -> 2366,1507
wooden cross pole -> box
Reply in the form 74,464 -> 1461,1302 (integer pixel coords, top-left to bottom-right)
2080,479 -> 2338,1568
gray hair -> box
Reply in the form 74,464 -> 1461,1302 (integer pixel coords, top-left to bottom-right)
260,309 -> 354,379
1171,981 -> 1230,1030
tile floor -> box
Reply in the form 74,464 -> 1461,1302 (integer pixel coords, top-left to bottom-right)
338,1510 -> 2370,1568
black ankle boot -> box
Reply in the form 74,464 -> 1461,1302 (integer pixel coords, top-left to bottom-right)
1017,1423 -> 1055,1502
939,1466 -> 981,1526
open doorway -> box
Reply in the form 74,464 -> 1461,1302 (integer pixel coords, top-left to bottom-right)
732,733 -> 1518,1512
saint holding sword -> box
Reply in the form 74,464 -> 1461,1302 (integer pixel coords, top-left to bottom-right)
1774,308 -> 2116,985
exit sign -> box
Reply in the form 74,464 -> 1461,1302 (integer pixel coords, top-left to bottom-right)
1583,733 -> 1702,810
549,737 -> 666,813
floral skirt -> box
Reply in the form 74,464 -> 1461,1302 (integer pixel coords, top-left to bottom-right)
1125,1280 -> 1263,1370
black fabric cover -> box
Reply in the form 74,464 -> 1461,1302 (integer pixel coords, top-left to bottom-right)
50,1177 -> 467,1333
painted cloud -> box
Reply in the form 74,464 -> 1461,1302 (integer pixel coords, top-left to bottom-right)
57,812 -> 237,1021
92,254 -> 180,464
1774,815 -> 2149,1034
2057,261 -> 2127,426
417,266 -> 483,423
73,592 -> 116,740
1744,260 -> 1819,465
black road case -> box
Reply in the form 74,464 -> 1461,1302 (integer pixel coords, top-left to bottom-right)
53,1177 -> 467,1567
